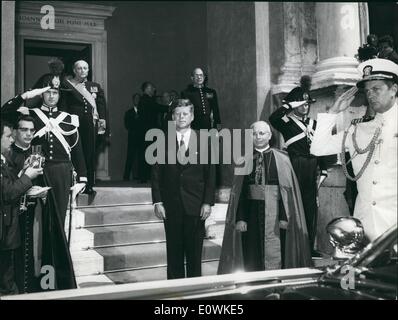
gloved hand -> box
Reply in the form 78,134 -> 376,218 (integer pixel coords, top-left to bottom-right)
21,86 -> 51,100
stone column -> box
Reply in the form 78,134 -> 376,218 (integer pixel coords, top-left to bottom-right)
311,2 -> 362,89
1,1 -> 15,105
272,2 -> 303,94
254,2 -> 271,120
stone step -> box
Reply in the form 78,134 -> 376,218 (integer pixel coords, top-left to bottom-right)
70,250 -> 104,277
95,239 -> 221,272
77,187 -> 231,207
81,204 -> 156,226
79,203 -> 228,228
76,274 -> 115,289
105,260 -> 220,284
88,223 -> 165,247
77,187 -> 152,207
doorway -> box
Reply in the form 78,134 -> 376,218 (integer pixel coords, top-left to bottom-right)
24,39 -> 92,91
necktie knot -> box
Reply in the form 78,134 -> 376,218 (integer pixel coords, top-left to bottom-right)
179,135 -> 185,148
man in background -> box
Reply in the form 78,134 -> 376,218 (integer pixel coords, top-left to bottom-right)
123,93 -> 141,181
181,67 -> 221,130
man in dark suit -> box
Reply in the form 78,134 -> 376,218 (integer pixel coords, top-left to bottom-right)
138,82 -> 168,183
62,60 -> 107,194
1,121 -> 43,296
181,68 -> 221,130
123,93 -> 141,181
151,99 -> 216,279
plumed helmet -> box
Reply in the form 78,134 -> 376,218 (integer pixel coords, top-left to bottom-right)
326,217 -> 365,260
35,73 -> 61,90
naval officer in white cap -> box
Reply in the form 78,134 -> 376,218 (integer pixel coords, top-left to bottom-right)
310,58 -> 398,241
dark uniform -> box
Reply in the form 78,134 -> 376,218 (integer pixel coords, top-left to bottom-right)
269,104 -> 331,253
1,154 -> 33,295
62,80 -> 107,190
2,93 -> 87,290
123,106 -> 140,181
137,94 -> 168,182
181,84 -> 221,130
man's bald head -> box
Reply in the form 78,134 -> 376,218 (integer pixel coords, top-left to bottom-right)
74,60 -> 89,69
250,121 -> 271,132
250,121 -> 272,149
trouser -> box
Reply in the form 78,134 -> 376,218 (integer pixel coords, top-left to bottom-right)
289,155 -> 318,251
164,214 -> 205,279
123,134 -> 139,180
44,161 -> 73,224
138,140 -> 151,182
0,249 -> 19,295
79,115 -> 97,187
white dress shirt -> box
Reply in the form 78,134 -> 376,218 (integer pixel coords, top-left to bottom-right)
311,101 -> 397,240
176,129 -> 192,149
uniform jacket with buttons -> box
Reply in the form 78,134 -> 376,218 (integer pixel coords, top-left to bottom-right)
269,105 -> 334,174
311,102 -> 398,241
62,81 -> 107,120
1,95 -> 87,182
0,155 -> 33,249
181,85 -> 221,130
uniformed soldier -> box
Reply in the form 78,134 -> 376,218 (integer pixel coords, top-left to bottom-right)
311,58 -> 398,241
181,68 -> 221,130
2,75 -> 88,289
269,93 -> 331,257
62,60 -> 107,195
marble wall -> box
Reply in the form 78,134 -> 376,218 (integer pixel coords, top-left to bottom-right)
1,1 -> 15,105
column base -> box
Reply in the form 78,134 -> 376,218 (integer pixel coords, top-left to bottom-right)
312,57 -> 361,90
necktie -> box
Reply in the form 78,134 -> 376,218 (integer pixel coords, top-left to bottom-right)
177,134 -> 187,163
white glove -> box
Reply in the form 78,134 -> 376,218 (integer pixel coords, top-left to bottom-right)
21,86 -> 51,100
286,100 -> 308,109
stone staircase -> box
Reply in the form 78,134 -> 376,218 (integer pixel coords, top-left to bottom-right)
67,187 -> 228,288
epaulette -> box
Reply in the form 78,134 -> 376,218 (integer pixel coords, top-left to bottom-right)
351,118 -> 363,125
351,115 -> 374,125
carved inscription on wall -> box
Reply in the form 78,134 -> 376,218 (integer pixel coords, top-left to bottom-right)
17,14 -> 104,31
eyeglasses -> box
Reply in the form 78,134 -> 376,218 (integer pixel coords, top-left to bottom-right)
18,128 -> 36,133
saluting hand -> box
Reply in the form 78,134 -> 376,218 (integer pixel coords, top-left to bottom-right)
329,87 -> 358,114
285,101 -> 308,109
21,86 -> 51,100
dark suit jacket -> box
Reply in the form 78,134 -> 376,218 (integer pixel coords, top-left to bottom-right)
138,94 -> 168,132
151,129 -> 216,217
0,156 -> 33,249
